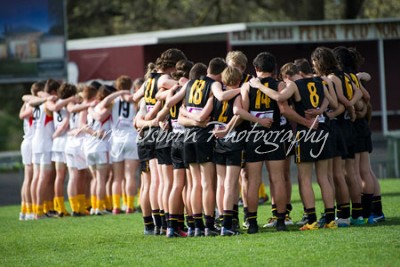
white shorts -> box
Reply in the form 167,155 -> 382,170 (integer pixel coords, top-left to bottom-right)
32,152 -> 52,165
51,151 -> 66,163
66,150 -> 88,170
110,140 -> 139,162
86,151 -> 110,166
21,139 -> 32,165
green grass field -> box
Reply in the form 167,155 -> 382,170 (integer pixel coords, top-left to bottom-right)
1,179 -> 400,267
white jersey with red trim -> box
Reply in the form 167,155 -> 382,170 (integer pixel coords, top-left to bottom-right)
52,101 -> 69,152
110,97 -> 137,142
31,104 -> 54,153
22,116 -> 35,140
84,106 -> 111,154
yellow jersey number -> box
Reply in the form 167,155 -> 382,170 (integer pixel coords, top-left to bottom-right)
144,78 -> 157,105
255,82 -> 271,109
344,75 -> 354,100
188,80 -> 205,105
307,82 -> 320,108
218,101 -> 228,123
170,105 -> 177,119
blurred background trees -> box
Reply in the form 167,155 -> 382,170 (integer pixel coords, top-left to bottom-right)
67,0 -> 400,39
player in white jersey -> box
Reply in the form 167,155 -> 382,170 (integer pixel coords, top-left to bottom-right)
65,84 -> 98,216
82,85 -> 114,215
19,82 -> 45,220
47,83 -> 78,216
24,79 -> 60,219
95,75 -> 139,214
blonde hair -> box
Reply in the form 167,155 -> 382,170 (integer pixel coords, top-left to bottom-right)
222,66 -> 242,87
226,51 -> 248,72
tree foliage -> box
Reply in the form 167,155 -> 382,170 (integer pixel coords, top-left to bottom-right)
67,0 -> 400,39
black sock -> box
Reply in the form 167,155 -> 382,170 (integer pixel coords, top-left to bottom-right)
193,213 -> 204,229
204,215 -> 215,229
247,212 -> 257,226
178,214 -> 185,230
362,193 -> 373,218
325,208 -> 335,223
169,214 -> 179,230
186,215 -> 195,229
305,208 -> 317,224
372,195 -> 383,216
276,212 -> 285,225
160,210 -> 167,228
152,209 -> 162,227
352,203 -> 363,219
223,210 -> 233,229
337,203 -> 350,219
233,204 -> 239,222
271,204 -> 277,217
143,216 -> 154,230
286,203 -> 293,215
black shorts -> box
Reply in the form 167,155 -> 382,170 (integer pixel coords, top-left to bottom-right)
156,147 -> 172,165
330,120 -> 348,158
184,141 -> 214,164
294,125 -> 332,163
138,143 -> 156,161
354,119 -> 373,153
245,130 -> 286,163
338,120 -> 355,159
140,160 -> 150,173
171,141 -> 186,169
240,150 -> 246,168
213,149 -> 242,166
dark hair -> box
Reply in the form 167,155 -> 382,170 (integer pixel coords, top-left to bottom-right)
189,63 -> 207,80
90,81 -> 102,90
311,47 -> 338,75
294,58 -> 313,75
333,46 -> 356,73
31,82 -> 45,96
97,85 -> 116,101
58,83 -> 77,99
44,79 -> 60,94
252,52 -> 276,73
208,57 -> 227,75
171,59 -> 194,80
155,48 -> 187,71
348,47 -> 365,72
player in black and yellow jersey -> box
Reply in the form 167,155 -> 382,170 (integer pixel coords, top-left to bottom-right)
254,62 -> 337,230
212,66 -> 244,235
330,47 -> 364,226
133,48 -> 187,235
235,52 -> 290,233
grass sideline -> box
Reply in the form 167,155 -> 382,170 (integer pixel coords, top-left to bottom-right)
1,179 -> 399,267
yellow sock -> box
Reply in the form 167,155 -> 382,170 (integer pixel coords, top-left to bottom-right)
57,197 -> 68,213
26,203 -> 33,214
105,195 -> 112,210
112,194 -> 121,210
53,198 -> 59,212
259,182 -> 266,198
69,196 -> 79,213
97,199 -> 105,211
32,204 -> 37,215
91,195 -> 97,210
37,205 -> 44,216
77,194 -> 86,214
127,196 -> 135,209
21,202 -> 26,214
